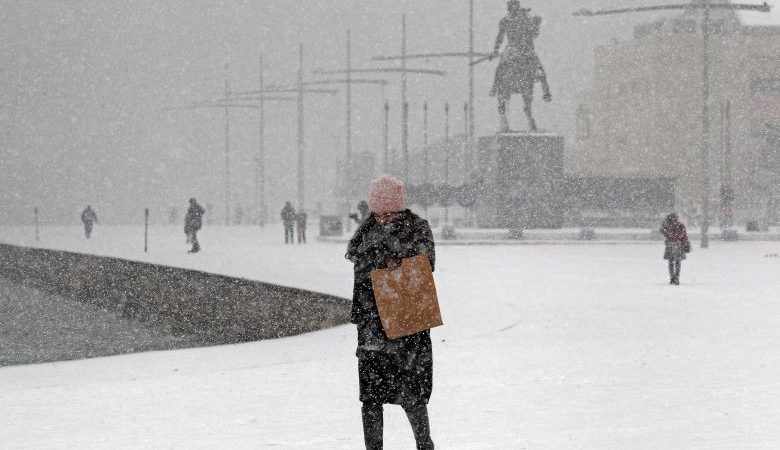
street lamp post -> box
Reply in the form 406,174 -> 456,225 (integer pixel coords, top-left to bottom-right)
310,30 -> 389,227
423,101 -> 429,183
297,44 -> 305,211
371,0 -> 489,172
169,59 -> 297,228
224,64 -> 231,225
257,55 -> 266,227
365,14 -> 449,182
163,64 -> 289,226
444,102 -> 450,227
312,58 -> 447,179
573,1 -> 771,248
384,101 -> 390,172
170,96 -> 294,224
233,45 -> 339,213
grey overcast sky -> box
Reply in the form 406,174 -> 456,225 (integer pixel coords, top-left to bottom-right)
1,1 -> 704,224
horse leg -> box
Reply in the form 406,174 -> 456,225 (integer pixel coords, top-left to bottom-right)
522,90 -> 536,132
498,94 -> 510,133
538,68 -> 552,102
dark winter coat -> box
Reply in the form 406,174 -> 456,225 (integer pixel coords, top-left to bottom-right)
296,212 -> 307,231
81,207 -> 97,225
660,219 -> 689,260
184,202 -> 205,234
345,209 -> 436,406
281,204 -> 296,226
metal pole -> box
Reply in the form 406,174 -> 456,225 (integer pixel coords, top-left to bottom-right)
297,43 -> 305,211
724,100 -> 732,189
34,207 -> 39,241
423,101 -> 430,217
224,63 -> 231,226
403,101 -> 409,180
144,208 -> 149,252
423,101 -> 429,183
463,100 -> 469,224
346,30 -> 353,173
259,55 -> 266,227
444,102 -> 450,226
383,101 -> 390,173
401,14 -> 409,181
346,30 -> 353,224
464,101 -> 469,168
468,0 -> 476,171
700,1 -> 711,248
464,101 -> 469,135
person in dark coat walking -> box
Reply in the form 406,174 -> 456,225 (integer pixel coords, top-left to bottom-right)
80,205 -> 98,238
184,198 -> 205,253
660,212 -> 689,285
281,201 -> 296,244
296,210 -> 307,244
349,200 -> 371,225
345,174 -> 436,450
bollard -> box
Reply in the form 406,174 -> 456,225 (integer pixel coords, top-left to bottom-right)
144,208 -> 149,252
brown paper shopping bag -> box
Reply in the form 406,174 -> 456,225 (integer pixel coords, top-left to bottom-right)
370,254 -> 443,340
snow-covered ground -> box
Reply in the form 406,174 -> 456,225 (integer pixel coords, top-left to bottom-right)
1,224 -> 779,449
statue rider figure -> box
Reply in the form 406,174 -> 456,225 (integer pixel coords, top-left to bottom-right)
490,0 -> 552,132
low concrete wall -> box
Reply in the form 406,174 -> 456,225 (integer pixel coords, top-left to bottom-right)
0,243 -> 350,344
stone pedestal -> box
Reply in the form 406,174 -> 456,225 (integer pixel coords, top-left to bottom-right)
476,132 -> 565,229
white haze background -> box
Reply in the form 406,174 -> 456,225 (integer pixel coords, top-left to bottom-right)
2,0 -> 733,225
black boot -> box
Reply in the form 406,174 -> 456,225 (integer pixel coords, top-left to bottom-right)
402,403 -> 434,450
362,402 -> 383,450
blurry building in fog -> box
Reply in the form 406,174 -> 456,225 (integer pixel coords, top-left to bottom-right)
575,4 -> 779,225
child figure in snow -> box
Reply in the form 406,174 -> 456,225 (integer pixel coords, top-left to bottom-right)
346,175 -> 436,450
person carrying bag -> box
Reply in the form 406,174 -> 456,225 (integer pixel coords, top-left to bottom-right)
346,174 -> 439,450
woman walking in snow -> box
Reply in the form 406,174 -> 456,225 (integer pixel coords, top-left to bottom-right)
346,174 -> 436,450
660,212 -> 690,285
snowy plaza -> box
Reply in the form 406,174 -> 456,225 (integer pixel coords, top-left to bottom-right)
1,224 -> 779,449
3,0 -> 779,448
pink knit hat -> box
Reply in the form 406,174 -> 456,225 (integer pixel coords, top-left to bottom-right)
368,174 -> 405,214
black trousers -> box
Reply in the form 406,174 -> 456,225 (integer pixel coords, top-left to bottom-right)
284,224 -> 294,243
362,402 -> 434,450
188,231 -> 200,252
668,258 -> 681,283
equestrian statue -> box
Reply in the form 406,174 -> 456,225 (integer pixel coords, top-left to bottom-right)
488,0 -> 552,133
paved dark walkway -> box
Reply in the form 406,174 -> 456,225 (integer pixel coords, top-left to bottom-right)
0,277 -> 201,366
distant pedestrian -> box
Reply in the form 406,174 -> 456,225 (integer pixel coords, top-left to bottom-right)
281,201 -> 296,244
184,198 -> 205,253
349,200 -> 370,225
296,210 -> 307,244
345,174 -> 436,450
80,205 -> 98,238
660,212 -> 689,285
